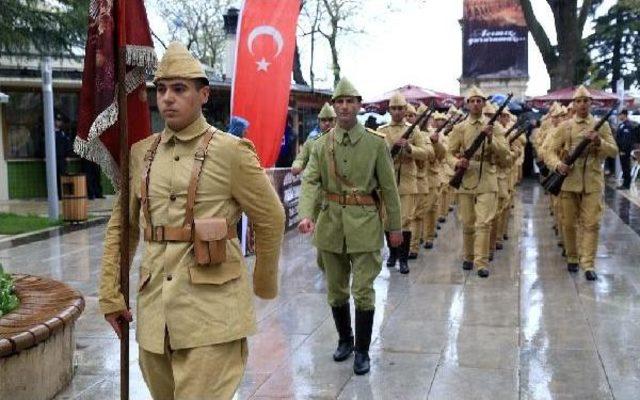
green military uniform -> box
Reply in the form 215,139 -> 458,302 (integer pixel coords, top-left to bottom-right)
99,42 -> 285,400
299,77 -> 401,375
545,86 -> 618,279
447,86 -> 509,276
292,102 -> 336,271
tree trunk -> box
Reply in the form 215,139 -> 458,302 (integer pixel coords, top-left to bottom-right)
310,30 -> 316,90
329,34 -> 340,88
292,42 -> 308,85
611,6 -> 622,92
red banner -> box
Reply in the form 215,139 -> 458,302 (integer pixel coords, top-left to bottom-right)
74,0 -> 156,188
231,0 -> 301,167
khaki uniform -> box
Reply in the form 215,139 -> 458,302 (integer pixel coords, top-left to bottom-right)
448,115 -> 509,269
421,129 -> 446,248
379,122 -> 432,230
299,123 -> 401,309
99,115 -> 285,399
438,133 -> 456,219
545,114 -> 618,270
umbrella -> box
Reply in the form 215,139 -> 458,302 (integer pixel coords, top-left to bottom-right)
527,86 -> 634,109
363,84 -> 464,113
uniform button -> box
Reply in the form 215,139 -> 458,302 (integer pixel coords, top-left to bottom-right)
166,274 -> 173,281
174,155 -> 180,161
169,194 -> 177,201
343,159 -> 347,162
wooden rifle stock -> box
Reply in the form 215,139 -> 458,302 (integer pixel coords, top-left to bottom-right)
390,106 -> 434,158
449,93 -> 514,189
541,105 -> 617,196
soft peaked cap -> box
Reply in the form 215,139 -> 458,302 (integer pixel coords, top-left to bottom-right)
318,102 -> 337,119
332,77 -> 362,101
389,92 -> 408,107
572,85 -> 592,100
154,42 -> 208,83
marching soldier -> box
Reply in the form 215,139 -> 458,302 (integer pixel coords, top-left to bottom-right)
422,111 -> 447,250
292,102 -> 336,176
298,78 -> 402,375
447,86 -> 509,277
378,93 -> 432,273
404,104 -> 428,257
546,85 -> 618,280
98,42 -> 285,399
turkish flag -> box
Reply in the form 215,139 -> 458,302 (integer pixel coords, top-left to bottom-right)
231,0 -> 301,167
74,0 -> 156,189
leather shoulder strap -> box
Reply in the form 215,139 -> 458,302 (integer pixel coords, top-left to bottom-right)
141,134 -> 163,228
183,128 -> 217,227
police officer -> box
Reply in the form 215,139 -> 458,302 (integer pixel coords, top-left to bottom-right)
98,42 -> 285,399
378,93 -> 432,273
546,85 -> 619,280
616,109 -> 638,190
447,86 -> 509,278
298,77 -> 402,375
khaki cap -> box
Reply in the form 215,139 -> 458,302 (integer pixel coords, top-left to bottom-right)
483,102 -> 497,114
466,85 -> 487,101
389,92 -> 408,107
572,85 -> 592,100
405,103 -> 417,114
318,102 -> 337,119
154,42 -> 207,83
332,77 -> 362,101
433,111 -> 447,121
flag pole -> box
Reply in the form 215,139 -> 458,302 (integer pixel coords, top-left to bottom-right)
116,0 -> 130,399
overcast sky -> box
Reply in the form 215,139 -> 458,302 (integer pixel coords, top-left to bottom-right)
147,0 -> 616,100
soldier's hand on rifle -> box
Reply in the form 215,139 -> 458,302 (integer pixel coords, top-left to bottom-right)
430,132 -> 439,143
105,309 -> 133,340
388,230 -> 403,247
586,130 -> 601,146
556,162 -> 571,176
456,157 -> 469,170
482,124 -> 494,138
395,138 -> 408,148
298,218 -> 315,234
291,166 -> 303,176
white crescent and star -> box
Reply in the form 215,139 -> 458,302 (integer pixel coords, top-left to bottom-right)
247,25 -> 284,72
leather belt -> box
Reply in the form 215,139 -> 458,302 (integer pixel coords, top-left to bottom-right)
144,224 -> 237,242
325,193 -> 376,206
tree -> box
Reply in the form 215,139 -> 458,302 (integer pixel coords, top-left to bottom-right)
157,0 -> 233,74
518,0 -> 604,89
0,0 -> 88,56
587,1 -> 640,92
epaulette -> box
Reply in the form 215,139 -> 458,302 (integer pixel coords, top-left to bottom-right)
366,127 -> 385,138
377,123 -> 391,129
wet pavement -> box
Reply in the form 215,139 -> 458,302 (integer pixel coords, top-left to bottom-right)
2,179 -> 639,399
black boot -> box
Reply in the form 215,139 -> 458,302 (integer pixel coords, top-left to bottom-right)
331,303 -> 354,362
399,231 -> 411,274
385,232 -> 397,268
462,260 -> 474,270
354,309 -> 374,375
585,270 -> 598,281
567,263 -> 579,273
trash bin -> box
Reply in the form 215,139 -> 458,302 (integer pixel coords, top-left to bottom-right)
61,174 -> 88,222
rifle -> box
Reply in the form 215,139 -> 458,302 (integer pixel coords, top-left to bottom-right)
390,106 -> 434,158
449,93 -> 514,189
508,122 -> 530,145
442,113 -> 467,136
541,105 -> 617,196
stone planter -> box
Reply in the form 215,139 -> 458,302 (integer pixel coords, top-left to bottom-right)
0,274 -> 84,400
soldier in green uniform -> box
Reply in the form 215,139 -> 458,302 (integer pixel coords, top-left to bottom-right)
292,102 -> 336,175
378,93 -> 432,274
291,103 -> 336,272
298,78 -> 402,375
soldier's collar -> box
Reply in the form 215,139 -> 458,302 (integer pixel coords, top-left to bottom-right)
574,114 -> 593,124
469,114 -> 483,124
161,114 -> 210,143
334,123 -> 365,145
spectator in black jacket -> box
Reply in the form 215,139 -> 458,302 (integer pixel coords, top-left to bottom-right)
616,109 -> 639,189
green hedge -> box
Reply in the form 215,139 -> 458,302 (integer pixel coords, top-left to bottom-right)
0,265 -> 19,317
